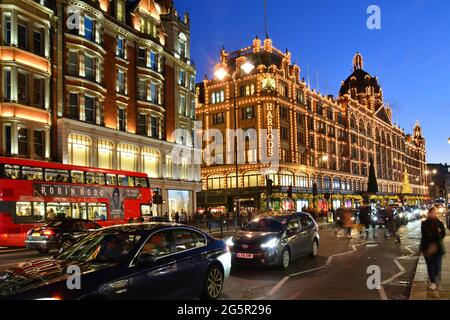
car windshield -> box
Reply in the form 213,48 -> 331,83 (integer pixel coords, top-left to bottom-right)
243,218 -> 285,233
56,229 -> 142,263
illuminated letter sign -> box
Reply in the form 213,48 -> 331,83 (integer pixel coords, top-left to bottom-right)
266,103 -> 274,157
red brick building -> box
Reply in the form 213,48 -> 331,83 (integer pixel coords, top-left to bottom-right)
0,0 -> 201,217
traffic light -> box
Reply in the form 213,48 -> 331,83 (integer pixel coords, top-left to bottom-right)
287,186 -> 293,199
266,178 -> 273,196
153,191 -> 163,205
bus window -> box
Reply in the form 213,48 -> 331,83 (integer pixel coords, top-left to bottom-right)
33,202 -> 45,222
135,177 -> 149,188
87,203 -> 107,221
72,203 -> 87,219
22,167 -> 43,181
119,175 -> 134,187
46,203 -> 71,220
45,169 -> 70,183
16,202 -> 32,217
141,205 -> 152,216
93,173 -> 106,185
86,172 -> 104,185
71,171 -> 85,184
4,165 -> 21,179
106,174 -> 117,186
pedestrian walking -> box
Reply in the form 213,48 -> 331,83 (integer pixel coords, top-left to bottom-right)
421,207 -> 446,290
175,211 -> 180,223
342,208 -> 354,238
359,205 -> 372,238
335,208 -> 345,238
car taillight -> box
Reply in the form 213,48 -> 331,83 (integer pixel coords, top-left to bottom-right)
41,230 -> 55,237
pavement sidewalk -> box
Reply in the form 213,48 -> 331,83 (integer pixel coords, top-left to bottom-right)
410,236 -> 450,300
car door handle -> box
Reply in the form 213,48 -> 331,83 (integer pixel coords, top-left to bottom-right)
152,261 -> 177,275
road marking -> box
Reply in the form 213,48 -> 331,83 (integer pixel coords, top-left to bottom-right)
0,248 -> 28,255
378,286 -> 388,300
290,266 -> 327,277
378,244 -> 419,300
267,276 -> 290,296
406,246 -> 417,255
382,271 -> 405,286
401,226 -> 421,239
265,242 -> 368,298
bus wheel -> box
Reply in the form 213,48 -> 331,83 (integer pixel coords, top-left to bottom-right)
37,249 -> 49,254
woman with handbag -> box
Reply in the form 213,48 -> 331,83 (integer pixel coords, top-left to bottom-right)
421,207 -> 446,291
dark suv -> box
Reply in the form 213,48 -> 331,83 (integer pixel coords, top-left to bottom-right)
228,212 -> 320,269
25,219 -> 102,254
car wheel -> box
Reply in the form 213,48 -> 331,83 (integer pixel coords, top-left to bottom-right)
309,240 -> 319,258
36,248 -> 49,254
279,248 -> 290,270
203,264 -> 224,300
61,239 -> 73,251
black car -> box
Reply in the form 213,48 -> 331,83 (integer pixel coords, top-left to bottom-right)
25,219 -> 102,254
1,224 -> 231,300
372,208 -> 398,226
228,212 -> 319,270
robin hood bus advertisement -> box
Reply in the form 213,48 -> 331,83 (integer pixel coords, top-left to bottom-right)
33,183 -> 142,220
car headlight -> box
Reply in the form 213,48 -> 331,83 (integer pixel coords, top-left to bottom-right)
372,217 -> 378,222
225,237 -> 234,247
261,238 -> 279,249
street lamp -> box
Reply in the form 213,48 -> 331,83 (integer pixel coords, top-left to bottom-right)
214,60 -> 255,221
314,154 -> 329,221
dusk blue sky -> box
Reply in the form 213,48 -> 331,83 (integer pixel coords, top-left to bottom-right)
175,0 -> 450,164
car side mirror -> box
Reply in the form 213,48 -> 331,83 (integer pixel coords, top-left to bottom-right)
137,253 -> 156,265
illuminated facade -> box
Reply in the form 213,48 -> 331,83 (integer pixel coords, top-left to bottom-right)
196,38 -> 428,212
0,0 -> 54,161
1,0 -> 201,217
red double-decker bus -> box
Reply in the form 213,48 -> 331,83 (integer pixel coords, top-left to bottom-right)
0,157 -> 153,247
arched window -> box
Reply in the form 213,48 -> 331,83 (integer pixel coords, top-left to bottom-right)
332,177 -> 341,190
279,171 -> 294,187
267,173 -> 279,186
350,115 -> 356,129
68,134 -> 91,167
97,139 -> 114,169
346,179 -> 351,191
178,32 -> 187,58
323,176 -> 331,190
117,143 -> 138,171
359,121 -> 365,134
243,171 -> 261,188
227,173 -> 238,189
208,175 -> 226,190
142,148 -> 161,178
296,173 -> 309,188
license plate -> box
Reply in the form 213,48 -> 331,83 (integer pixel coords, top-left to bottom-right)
237,253 -> 254,259
32,233 -> 41,237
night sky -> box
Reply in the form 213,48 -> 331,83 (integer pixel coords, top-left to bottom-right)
174,0 -> 450,164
